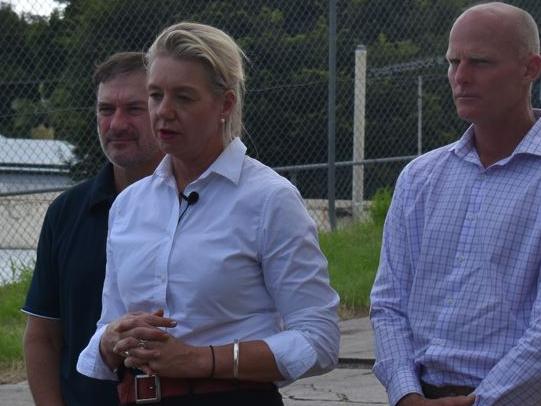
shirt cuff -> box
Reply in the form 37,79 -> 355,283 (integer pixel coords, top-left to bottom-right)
383,366 -> 422,406
76,324 -> 118,381
263,330 -> 317,381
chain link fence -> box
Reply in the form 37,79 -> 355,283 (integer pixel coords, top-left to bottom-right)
2,0 -> 541,279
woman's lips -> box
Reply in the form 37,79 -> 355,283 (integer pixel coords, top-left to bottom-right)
157,129 -> 178,140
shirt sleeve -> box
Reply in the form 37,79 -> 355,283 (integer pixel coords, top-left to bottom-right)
369,169 -> 423,406
258,183 -> 340,382
21,205 -> 61,319
77,201 -> 126,381
472,274 -> 541,406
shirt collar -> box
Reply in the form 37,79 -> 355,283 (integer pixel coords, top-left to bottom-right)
513,109 -> 541,157
202,137 -> 246,185
449,126 -> 476,160
154,137 -> 247,186
450,109 -> 541,162
88,163 -> 117,210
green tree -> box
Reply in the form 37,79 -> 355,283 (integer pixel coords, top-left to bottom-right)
5,0 -> 541,196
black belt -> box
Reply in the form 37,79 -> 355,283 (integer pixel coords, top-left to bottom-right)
421,380 -> 475,399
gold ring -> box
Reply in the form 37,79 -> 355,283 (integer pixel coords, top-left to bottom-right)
123,350 -> 130,358
137,339 -> 147,349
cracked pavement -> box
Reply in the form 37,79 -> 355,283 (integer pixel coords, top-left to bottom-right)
281,318 -> 388,405
282,367 -> 387,405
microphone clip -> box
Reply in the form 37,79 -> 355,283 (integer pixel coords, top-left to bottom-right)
180,191 -> 199,206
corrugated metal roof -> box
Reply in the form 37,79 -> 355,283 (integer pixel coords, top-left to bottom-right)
0,134 -> 76,167
0,135 -> 77,195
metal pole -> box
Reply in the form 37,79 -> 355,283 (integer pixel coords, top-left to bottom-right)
327,0 -> 337,231
352,45 -> 367,222
417,75 -> 423,155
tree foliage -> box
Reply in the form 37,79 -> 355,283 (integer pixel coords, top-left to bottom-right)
2,0 -> 540,193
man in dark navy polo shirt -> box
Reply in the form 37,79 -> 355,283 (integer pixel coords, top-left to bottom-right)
22,52 -> 163,405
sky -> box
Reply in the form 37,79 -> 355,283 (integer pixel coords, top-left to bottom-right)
6,0 -> 64,16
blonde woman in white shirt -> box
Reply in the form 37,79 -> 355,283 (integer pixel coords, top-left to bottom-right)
77,22 -> 340,406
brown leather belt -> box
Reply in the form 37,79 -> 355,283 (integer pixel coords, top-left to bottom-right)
421,380 -> 475,399
118,369 -> 277,405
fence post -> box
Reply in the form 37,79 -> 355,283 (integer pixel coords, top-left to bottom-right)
327,0 -> 337,231
417,75 -> 423,155
352,45 -> 367,221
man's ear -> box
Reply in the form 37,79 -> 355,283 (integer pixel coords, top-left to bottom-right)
524,53 -> 541,82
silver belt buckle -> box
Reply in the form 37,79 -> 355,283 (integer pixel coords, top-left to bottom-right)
135,374 -> 161,404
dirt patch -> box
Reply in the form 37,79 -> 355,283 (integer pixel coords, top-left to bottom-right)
0,361 -> 26,384
339,305 -> 369,320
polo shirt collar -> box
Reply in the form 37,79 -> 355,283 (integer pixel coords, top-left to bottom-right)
154,137 -> 247,186
87,163 -> 116,210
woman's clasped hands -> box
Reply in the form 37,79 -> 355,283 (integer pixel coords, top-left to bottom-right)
99,309 -> 184,376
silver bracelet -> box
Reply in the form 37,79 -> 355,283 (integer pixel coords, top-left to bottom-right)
233,339 -> 240,379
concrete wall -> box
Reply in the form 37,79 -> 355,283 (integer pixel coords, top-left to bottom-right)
305,199 -> 370,232
0,192 -> 60,249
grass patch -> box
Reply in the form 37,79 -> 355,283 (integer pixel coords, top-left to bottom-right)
322,220 -> 383,314
0,263 -> 32,382
322,187 -> 390,315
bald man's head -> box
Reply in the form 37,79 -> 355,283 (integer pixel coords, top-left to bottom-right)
454,2 -> 539,57
446,2 -> 541,125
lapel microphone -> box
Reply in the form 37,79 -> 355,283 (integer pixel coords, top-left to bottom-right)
180,191 -> 199,206
178,191 -> 199,224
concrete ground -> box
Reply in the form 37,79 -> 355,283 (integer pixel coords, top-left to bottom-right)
0,318 -> 389,405
282,367 -> 387,405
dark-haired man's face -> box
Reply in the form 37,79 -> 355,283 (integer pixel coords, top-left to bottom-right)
97,71 -> 160,168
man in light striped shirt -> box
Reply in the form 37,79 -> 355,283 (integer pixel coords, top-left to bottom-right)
370,2 -> 541,406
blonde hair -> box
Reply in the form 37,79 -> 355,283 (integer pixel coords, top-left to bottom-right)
146,22 -> 246,144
